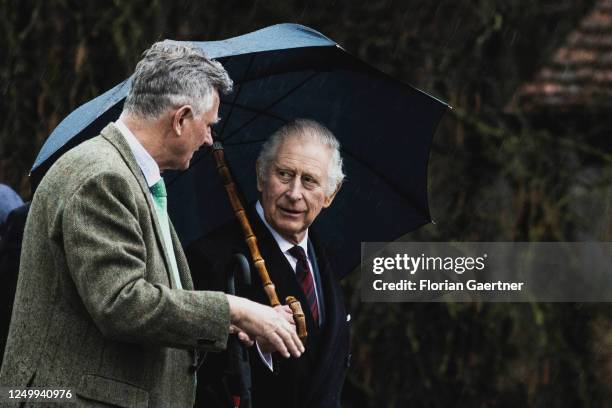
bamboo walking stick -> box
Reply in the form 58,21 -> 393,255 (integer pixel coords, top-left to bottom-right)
212,142 -> 307,343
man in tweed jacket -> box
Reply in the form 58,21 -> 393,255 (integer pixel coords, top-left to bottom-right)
0,41 -> 303,407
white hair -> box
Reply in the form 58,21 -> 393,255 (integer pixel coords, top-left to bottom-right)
256,119 -> 345,196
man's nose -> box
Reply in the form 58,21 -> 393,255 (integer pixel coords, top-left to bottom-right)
285,179 -> 303,201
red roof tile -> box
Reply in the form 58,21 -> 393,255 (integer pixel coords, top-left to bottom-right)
508,0 -> 612,112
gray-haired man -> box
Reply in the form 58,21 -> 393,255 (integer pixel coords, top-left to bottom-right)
189,119 -> 350,408
0,41 -> 302,407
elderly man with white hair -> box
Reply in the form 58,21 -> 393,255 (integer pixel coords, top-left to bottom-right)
188,119 -> 351,408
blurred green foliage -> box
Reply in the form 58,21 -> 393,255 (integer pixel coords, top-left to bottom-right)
1,1 -> 611,406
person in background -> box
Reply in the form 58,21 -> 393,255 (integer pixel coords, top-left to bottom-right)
0,202 -> 29,364
0,184 -> 26,364
0,183 -> 23,234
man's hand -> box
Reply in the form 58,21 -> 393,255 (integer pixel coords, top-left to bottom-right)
226,294 -> 305,358
257,305 -> 296,354
273,304 -> 295,325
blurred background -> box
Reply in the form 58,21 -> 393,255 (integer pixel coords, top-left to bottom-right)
1,1 -> 611,406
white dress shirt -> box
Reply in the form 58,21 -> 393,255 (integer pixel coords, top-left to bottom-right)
114,119 -> 162,188
255,201 -> 322,317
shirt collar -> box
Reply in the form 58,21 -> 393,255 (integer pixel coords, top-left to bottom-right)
115,119 -> 161,188
256,201 -> 309,256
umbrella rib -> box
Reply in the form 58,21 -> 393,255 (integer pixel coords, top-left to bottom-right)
220,101 -> 288,123
218,54 -> 256,140
222,71 -> 320,143
167,72 -> 319,190
224,138 -> 268,147
165,72 -> 318,190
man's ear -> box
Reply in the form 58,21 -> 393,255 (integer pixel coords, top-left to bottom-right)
323,182 -> 342,208
172,105 -> 192,136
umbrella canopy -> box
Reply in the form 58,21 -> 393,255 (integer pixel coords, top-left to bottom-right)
31,23 -> 448,278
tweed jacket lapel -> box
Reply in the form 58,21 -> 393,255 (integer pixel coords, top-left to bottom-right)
100,124 -> 180,289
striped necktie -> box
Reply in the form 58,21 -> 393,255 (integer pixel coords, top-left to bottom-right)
288,245 -> 319,323
150,179 -> 182,289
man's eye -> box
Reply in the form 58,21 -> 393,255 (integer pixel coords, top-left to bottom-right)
278,170 -> 292,180
302,176 -> 318,188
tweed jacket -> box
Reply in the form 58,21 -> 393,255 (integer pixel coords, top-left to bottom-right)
0,124 -> 230,407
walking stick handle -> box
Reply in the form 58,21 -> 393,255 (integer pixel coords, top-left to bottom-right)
286,296 -> 307,343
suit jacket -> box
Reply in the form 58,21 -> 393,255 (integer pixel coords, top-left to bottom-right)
0,124 -> 230,408
187,206 -> 350,408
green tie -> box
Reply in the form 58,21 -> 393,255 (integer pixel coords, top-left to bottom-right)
150,179 -> 182,289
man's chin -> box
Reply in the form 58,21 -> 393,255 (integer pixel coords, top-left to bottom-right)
270,220 -> 306,243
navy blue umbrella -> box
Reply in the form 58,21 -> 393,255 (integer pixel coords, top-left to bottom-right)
31,23 -> 448,278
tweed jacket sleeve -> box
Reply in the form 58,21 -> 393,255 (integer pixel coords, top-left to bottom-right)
61,169 -> 229,350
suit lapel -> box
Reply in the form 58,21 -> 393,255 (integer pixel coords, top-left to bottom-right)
303,233 -> 347,400
306,239 -> 326,325
101,124 -> 177,288
248,210 -> 304,305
